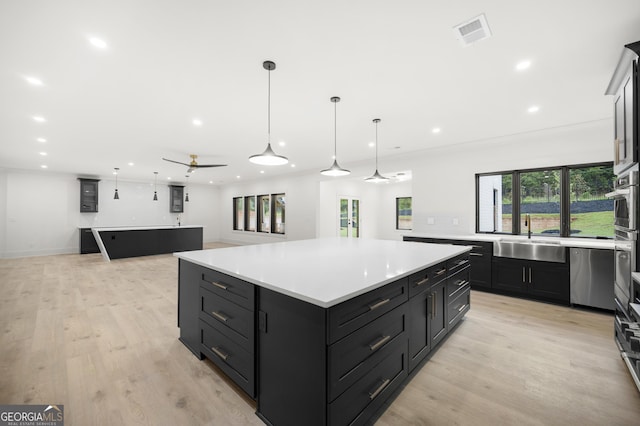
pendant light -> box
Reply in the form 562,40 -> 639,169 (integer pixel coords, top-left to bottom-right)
320,97 -> 350,177
184,175 -> 190,202
249,60 -> 288,166
364,119 -> 389,183
153,171 -> 158,201
113,167 -> 120,199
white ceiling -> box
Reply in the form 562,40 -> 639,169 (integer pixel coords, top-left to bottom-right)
1,1 -> 639,185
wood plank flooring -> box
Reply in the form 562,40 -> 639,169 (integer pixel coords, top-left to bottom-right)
0,245 -> 639,425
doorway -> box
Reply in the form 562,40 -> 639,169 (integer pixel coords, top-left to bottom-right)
339,196 -> 360,238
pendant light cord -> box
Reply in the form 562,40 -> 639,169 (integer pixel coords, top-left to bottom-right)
267,67 -> 271,143
375,121 -> 379,169
334,100 -> 337,157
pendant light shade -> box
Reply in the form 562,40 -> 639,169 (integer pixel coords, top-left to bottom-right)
184,175 -> 190,202
364,119 -> 389,183
153,171 -> 158,201
249,60 -> 289,166
113,167 -> 120,199
320,97 -> 350,177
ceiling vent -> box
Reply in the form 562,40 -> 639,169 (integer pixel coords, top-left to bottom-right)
453,13 -> 492,46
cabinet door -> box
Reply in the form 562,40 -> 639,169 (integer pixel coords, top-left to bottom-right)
79,179 -> 99,212
527,262 -> 569,303
492,258 -> 527,295
469,252 -> 492,289
430,283 -> 447,348
178,260 -> 204,359
170,185 -> 184,213
408,291 -> 430,372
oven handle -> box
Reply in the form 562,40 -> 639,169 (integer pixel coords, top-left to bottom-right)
606,188 -> 630,198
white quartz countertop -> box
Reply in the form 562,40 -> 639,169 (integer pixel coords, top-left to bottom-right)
175,238 -> 471,308
88,225 -> 203,231
404,233 -> 615,250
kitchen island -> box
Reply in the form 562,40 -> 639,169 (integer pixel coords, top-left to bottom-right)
175,238 -> 471,426
90,225 -> 203,261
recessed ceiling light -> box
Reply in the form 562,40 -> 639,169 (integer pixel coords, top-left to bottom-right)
128,162 -> 134,166
24,76 -> 43,86
32,116 -> 46,122
192,119 -> 202,126
278,141 -> 286,147
236,175 -> 241,179
290,164 -> 296,168
39,152 -> 47,156
209,180 -> 213,184
88,37 -> 108,49
36,138 -> 46,143
516,60 -> 531,71
432,127 -> 441,134
167,177 -> 172,180
368,142 -> 375,148
260,170 -> 265,174
41,165 -> 47,169
528,105 -> 540,113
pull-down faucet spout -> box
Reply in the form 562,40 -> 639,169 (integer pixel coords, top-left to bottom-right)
524,214 -> 531,239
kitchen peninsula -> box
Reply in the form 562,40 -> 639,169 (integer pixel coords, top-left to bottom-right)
176,238 -> 471,425
88,225 -> 203,261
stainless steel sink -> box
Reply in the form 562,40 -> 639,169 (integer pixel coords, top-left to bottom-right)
493,239 -> 566,263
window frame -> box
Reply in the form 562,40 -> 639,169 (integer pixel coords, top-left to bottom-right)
257,194 -> 270,233
271,193 -> 285,235
244,195 -> 256,232
475,161 -> 613,239
233,197 -> 244,231
395,196 -> 412,230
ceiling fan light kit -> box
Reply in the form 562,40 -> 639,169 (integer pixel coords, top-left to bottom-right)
320,96 -> 350,177
249,60 -> 289,166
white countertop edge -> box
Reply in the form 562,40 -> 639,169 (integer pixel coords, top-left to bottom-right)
404,233 -> 615,249
91,225 -> 204,231
176,244 -> 471,308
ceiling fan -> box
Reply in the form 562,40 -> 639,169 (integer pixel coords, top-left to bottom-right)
162,154 -> 227,173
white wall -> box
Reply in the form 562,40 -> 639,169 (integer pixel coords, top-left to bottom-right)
0,169 -> 221,258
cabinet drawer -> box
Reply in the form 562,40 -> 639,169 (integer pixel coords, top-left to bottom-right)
328,342 -> 407,426
408,262 -> 447,298
200,286 -> 253,351
448,287 -> 470,329
200,319 -> 255,397
447,267 -> 471,301
447,253 -> 471,275
327,278 -> 408,345
328,305 -> 407,402
200,269 -> 255,311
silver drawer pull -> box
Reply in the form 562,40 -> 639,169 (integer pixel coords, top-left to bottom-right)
369,335 -> 391,351
415,277 -> 430,286
436,268 -> 446,276
469,253 -> 482,257
368,298 -> 390,311
211,311 -> 229,322
458,304 -> 466,312
211,281 -> 228,290
211,347 -> 228,360
368,378 -> 391,400
455,280 -> 468,287
456,259 -> 469,266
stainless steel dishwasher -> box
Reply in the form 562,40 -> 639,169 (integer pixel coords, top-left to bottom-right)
570,248 -> 615,310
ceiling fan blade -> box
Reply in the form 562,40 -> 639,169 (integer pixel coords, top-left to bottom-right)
162,158 -> 190,167
193,164 -> 227,168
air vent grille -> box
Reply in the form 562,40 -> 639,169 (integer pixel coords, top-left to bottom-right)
453,13 -> 492,46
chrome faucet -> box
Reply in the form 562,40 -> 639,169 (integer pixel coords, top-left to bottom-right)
524,214 -> 531,239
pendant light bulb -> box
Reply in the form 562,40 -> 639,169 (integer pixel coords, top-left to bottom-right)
365,119 -> 389,183
249,60 -> 289,166
321,96 -> 350,177
113,167 -> 120,199
153,171 -> 158,201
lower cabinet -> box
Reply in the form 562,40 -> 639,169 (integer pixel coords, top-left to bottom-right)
79,228 -> 100,254
178,256 -> 470,426
492,257 -> 569,304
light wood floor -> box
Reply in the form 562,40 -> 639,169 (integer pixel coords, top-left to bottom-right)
1,245 -> 639,425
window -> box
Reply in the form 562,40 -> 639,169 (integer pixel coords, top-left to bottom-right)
477,173 -> 512,233
244,196 -> 256,232
476,162 -> 613,239
257,194 -> 270,233
396,197 -> 412,230
569,165 -> 614,238
271,193 -> 285,234
233,197 -> 244,230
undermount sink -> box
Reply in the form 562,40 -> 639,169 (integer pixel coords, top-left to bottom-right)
493,239 -> 566,263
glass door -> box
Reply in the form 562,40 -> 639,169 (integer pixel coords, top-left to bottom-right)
339,197 -> 360,238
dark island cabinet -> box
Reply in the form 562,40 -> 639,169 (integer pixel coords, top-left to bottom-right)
78,178 -> 99,212
178,254 -> 470,426
79,228 -> 100,254
492,257 -> 570,304
403,236 -> 492,290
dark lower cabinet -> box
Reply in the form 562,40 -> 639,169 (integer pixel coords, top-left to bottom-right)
99,227 -> 202,259
492,257 -> 570,304
79,228 -> 100,254
178,255 -> 470,426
